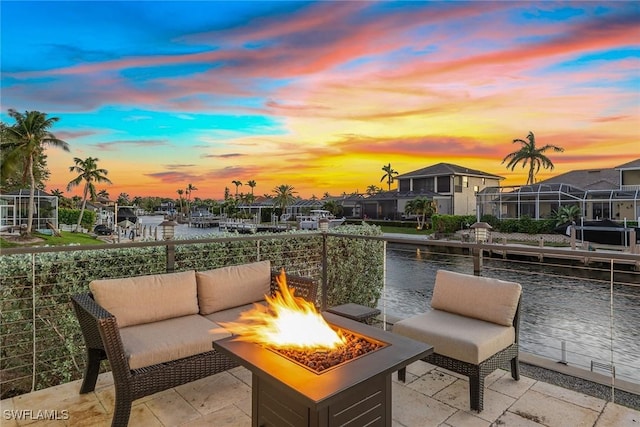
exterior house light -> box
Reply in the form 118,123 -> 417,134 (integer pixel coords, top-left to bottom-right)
159,220 -> 177,240
471,222 -> 492,243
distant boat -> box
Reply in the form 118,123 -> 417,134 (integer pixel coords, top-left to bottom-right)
554,219 -> 636,246
117,206 -> 139,225
298,210 -> 346,230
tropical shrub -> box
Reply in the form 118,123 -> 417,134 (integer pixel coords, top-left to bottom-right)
58,208 -> 96,230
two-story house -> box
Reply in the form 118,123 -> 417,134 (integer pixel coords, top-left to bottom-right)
362,163 -> 503,219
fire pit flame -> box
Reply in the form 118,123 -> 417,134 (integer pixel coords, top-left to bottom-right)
220,269 -> 346,350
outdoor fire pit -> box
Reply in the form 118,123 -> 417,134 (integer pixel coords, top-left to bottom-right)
214,312 -> 432,427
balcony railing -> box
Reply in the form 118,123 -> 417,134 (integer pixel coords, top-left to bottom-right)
1,229 -> 638,401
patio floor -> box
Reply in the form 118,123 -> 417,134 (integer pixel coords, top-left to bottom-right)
2,361 -> 638,427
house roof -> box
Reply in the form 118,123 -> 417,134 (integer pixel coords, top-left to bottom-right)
615,158 -> 640,170
396,162 -> 504,180
537,168 -> 619,190
5,189 -> 53,197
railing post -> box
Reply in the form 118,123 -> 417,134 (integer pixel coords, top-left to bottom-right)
166,243 -> 175,273
473,246 -> 482,276
321,233 -> 328,311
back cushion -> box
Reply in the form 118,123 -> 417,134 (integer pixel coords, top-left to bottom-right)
196,260 -> 271,315
430,270 -> 521,326
89,270 -> 199,327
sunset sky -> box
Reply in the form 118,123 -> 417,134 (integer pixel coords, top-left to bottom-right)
1,1 -> 638,199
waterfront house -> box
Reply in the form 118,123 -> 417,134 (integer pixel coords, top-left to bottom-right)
478,159 -> 640,221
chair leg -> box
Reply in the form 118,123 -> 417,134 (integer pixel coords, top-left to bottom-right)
469,374 -> 484,412
79,348 -> 103,394
111,390 -> 132,427
511,356 -> 520,381
397,367 -> 406,382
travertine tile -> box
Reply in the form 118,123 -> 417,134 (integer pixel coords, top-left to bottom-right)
1,397 -> 19,427
181,403 -> 251,427
144,388 -> 201,426
489,373 -> 536,399
433,379 -> 515,423
174,372 -> 251,416
531,381 -> 606,411
405,360 -> 435,378
595,401 -> 640,426
128,404 -> 163,427
494,410 -> 546,426
443,409 -> 491,427
406,369 -> 457,397
510,389 -> 599,427
227,366 -> 252,387
392,381 -> 456,427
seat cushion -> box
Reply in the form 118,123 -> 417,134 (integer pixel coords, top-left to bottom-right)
393,309 -> 515,365
203,302 -> 267,324
196,261 -> 271,315
90,270 -> 199,327
430,270 -> 521,326
119,315 -> 230,370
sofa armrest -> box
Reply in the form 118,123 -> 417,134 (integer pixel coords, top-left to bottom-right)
71,293 -> 132,379
270,272 -> 318,305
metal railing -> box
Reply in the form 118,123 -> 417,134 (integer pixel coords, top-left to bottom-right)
1,231 -> 638,399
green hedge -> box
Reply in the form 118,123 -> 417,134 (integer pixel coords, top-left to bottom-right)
58,208 -> 96,230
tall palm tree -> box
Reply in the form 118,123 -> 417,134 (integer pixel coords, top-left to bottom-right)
67,157 -> 111,232
185,183 -> 197,215
246,180 -> 256,196
176,189 -> 184,214
380,163 -> 399,191
502,131 -> 564,185
232,180 -> 243,198
2,110 -> 69,234
272,184 -> 297,216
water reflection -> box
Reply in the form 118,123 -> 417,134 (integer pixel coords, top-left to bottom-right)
379,244 -> 640,384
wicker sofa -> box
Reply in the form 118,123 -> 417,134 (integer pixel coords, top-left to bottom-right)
71,260 -> 317,427
393,269 -> 522,412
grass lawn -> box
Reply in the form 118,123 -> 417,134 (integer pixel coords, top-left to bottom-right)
378,225 -> 434,236
0,231 -> 106,248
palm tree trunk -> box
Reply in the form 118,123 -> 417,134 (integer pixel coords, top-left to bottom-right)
75,185 -> 89,232
26,154 -> 35,235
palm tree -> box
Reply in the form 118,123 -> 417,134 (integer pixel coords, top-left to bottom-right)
272,184 -> 297,217
380,163 -> 399,191
50,188 -> 64,198
2,110 -> 69,234
246,180 -> 256,196
366,185 -> 381,196
67,157 -> 112,232
405,197 -> 436,230
97,188 -> 110,200
232,180 -> 243,198
552,205 -> 581,226
502,131 -> 564,185
176,189 -> 184,214
185,183 -> 197,215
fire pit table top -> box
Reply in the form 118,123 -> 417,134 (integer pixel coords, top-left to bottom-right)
213,311 -> 433,409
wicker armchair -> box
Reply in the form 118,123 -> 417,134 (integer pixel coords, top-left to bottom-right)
72,270 -> 318,427
393,270 -> 522,412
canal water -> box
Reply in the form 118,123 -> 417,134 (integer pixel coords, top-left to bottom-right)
379,244 -> 640,384
137,217 -> 640,384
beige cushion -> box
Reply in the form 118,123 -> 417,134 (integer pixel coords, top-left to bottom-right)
89,270 -> 199,327
196,261 -> 271,315
430,270 -> 521,326
119,315 -> 230,370
393,310 -> 515,364
203,302 -> 267,324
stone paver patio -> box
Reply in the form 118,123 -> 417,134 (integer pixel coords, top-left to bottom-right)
2,361 -> 638,426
